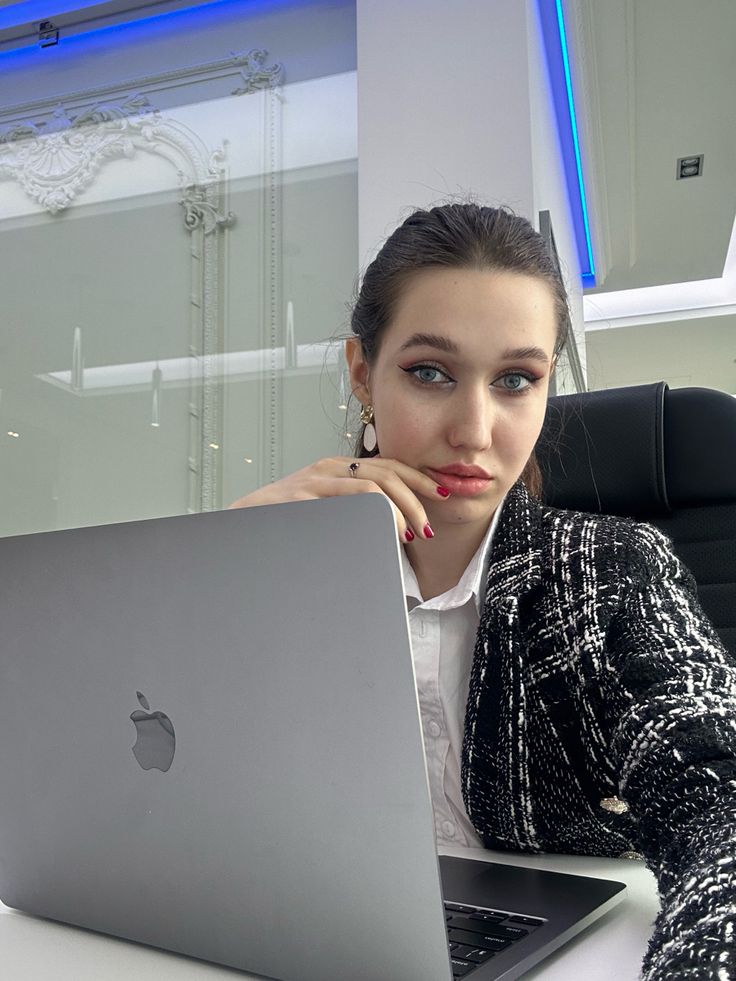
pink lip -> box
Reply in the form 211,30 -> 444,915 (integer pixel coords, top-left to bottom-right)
433,463 -> 492,479
427,466 -> 493,499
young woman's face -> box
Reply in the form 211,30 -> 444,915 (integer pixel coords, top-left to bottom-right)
349,266 -> 558,533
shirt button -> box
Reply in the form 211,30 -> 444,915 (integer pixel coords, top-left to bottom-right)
428,720 -> 442,738
442,820 -> 456,838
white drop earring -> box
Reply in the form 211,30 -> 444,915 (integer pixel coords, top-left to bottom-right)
360,404 -> 378,453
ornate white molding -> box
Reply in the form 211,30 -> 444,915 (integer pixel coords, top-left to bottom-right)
0,96 -> 235,216
0,49 -> 283,125
182,178 -> 235,235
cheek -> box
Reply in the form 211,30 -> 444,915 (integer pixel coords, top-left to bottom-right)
495,405 -> 547,455
376,403 -> 426,447
373,389 -> 433,456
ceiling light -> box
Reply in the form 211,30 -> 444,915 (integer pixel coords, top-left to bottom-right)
677,155 -> 704,180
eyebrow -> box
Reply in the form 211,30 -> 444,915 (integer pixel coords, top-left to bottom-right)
501,345 -> 551,365
398,333 -> 551,364
398,332 -> 459,354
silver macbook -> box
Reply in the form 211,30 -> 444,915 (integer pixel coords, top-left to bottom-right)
0,494 -> 625,980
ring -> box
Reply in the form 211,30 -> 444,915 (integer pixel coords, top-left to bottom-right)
349,462 -> 360,477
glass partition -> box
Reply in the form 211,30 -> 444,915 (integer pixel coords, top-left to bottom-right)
0,3 -> 358,537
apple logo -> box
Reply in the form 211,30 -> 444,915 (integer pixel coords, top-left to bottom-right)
130,691 -> 176,772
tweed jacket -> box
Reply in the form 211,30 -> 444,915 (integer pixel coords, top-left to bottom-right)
462,481 -> 736,980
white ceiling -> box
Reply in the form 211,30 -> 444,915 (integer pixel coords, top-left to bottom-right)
573,0 -> 736,292
569,0 -> 736,393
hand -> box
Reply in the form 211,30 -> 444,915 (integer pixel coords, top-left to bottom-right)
228,456 -> 450,544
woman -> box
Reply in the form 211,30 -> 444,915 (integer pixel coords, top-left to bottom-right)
230,204 -> 736,979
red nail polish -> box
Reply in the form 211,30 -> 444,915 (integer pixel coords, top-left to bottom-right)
404,529 -> 415,542
423,523 -> 434,539
436,486 -> 450,498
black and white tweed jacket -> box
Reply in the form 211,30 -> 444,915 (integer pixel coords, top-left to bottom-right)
462,481 -> 736,980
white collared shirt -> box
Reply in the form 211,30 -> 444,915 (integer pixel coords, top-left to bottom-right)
401,501 -> 505,850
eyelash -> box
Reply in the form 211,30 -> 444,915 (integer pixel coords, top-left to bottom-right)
400,363 -> 539,394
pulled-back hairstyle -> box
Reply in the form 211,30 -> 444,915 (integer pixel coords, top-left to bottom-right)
350,203 -> 571,497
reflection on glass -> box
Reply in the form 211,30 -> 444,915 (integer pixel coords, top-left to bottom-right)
151,365 -> 162,429
0,3 -> 358,538
71,327 -> 84,394
286,300 -> 296,369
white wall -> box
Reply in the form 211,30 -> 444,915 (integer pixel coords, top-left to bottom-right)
356,0 -> 584,389
356,0 -> 535,266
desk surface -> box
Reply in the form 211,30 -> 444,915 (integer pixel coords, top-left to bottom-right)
0,846 -> 659,980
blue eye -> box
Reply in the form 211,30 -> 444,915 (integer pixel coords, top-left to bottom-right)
402,364 -> 452,385
495,373 -> 533,392
416,366 -> 443,383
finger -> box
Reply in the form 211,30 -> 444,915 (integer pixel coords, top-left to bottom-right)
357,457 -> 451,502
322,455 -> 448,500
305,475 -> 413,543
342,462 -> 436,540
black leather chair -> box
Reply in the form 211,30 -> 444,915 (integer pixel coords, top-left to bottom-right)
536,382 -> 736,658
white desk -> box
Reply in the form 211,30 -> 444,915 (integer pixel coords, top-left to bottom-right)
0,846 -> 659,980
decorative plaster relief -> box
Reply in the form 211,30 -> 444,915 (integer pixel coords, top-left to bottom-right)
0,96 -> 222,215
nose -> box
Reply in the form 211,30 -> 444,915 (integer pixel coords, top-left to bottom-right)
446,385 -> 494,451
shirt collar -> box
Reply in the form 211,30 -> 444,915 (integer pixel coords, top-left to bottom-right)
401,495 -> 507,614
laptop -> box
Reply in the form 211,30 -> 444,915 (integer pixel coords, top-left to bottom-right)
0,494 -> 625,981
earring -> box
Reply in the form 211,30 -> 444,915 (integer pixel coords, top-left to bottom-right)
360,404 -> 378,453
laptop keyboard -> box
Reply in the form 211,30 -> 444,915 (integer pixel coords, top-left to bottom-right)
445,901 -> 544,978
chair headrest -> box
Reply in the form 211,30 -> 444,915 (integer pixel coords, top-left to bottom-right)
538,382 -> 736,516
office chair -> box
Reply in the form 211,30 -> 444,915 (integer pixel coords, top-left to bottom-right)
536,382 -> 736,658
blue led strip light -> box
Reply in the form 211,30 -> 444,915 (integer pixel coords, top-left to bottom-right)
0,0 -> 301,61
537,0 -> 595,286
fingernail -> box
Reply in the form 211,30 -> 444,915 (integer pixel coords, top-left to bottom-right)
423,523 -> 434,539
436,486 -> 451,498
404,529 -> 415,542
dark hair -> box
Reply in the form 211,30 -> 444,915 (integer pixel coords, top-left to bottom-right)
350,203 -> 571,497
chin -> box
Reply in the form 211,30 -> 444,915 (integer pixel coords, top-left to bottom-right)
432,493 -> 502,526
